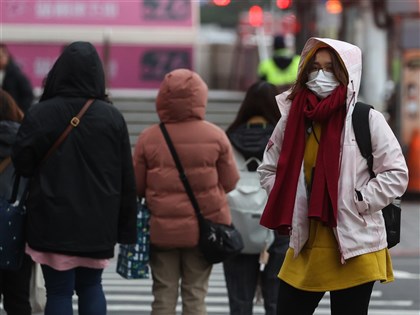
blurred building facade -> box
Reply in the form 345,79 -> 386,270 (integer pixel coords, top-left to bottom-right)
2,0 -> 419,153
2,0 -> 198,90
197,0 -> 420,154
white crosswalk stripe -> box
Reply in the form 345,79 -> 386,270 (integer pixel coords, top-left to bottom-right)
4,261 -> 417,315
98,260 -> 419,315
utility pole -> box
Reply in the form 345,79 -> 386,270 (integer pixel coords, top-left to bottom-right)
294,0 -> 316,53
359,0 -> 388,111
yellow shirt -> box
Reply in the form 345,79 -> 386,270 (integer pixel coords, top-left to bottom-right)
278,123 -> 393,292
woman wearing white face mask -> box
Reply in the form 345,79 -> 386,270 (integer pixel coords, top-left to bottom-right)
305,51 -> 340,99
257,38 -> 408,315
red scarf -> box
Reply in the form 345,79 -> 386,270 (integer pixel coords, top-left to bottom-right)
260,85 -> 347,234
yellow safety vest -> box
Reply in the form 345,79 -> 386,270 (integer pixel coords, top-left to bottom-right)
258,54 -> 300,86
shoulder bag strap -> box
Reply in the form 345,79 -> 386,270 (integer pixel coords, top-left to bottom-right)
43,98 -> 95,163
352,102 -> 375,179
9,99 -> 95,204
159,123 -> 203,218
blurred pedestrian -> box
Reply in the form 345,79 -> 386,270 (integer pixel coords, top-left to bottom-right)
0,89 -> 33,315
12,41 -> 137,315
258,37 -> 409,315
223,81 -> 288,315
258,35 -> 300,93
133,68 -> 239,315
0,44 -> 34,113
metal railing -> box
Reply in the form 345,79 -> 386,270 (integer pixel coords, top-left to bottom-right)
109,89 -> 245,148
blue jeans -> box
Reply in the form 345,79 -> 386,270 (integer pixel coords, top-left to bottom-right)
41,265 -> 106,315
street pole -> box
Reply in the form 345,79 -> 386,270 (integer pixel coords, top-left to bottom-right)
295,0 -> 316,54
256,26 -> 269,62
359,0 -> 387,112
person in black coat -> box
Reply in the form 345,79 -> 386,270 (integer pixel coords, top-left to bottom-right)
0,89 -> 32,315
0,44 -> 34,113
12,41 -> 137,315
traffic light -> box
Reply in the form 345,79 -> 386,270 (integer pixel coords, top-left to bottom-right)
213,0 -> 231,6
276,0 -> 292,10
325,0 -> 343,14
248,5 -> 264,27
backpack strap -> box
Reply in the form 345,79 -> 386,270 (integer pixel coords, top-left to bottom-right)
352,102 -> 375,179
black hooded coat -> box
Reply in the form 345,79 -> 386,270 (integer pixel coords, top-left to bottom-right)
2,58 -> 34,113
12,42 -> 137,258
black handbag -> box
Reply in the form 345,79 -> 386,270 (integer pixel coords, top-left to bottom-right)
159,123 -> 244,264
381,199 -> 401,249
353,102 -> 401,248
195,214 -> 244,263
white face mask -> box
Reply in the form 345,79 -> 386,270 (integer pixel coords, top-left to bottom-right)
306,70 -> 339,99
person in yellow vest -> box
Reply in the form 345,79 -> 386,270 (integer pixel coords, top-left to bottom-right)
258,35 -> 300,92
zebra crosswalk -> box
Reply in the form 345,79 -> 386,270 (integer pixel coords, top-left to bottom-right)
3,259 -> 417,315
99,260 -> 419,315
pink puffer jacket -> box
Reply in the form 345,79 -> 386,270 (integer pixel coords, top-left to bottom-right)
133,69 -> 239,248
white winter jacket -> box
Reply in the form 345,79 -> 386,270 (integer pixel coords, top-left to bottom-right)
258,38 -> 409,262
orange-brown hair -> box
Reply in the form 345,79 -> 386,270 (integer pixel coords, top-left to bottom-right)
0,89 -> 24,122
287,46 -> 349,100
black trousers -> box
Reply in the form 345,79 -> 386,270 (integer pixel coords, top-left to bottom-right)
277,279 -> 375,315
0,254 -> 33,315
223,252 -> 285,315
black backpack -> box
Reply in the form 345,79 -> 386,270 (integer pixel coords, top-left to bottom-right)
352,102 -> 401,248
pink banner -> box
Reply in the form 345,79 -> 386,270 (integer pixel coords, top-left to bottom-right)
2,0 -> 192,26
7,43 -> 194,89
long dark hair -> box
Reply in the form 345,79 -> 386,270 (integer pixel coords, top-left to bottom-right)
0,89 -> 24,122
226,81 -> 281,133
288,46 -> 349,100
